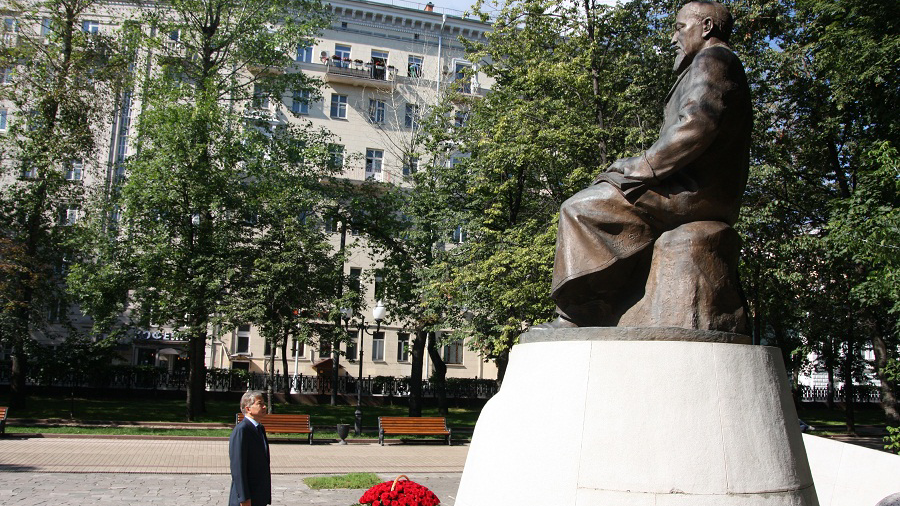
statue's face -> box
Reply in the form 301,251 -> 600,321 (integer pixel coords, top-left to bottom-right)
671,5 -> 709,73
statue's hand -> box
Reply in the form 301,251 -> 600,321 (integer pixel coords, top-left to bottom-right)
606,159 -> 628,174
591,159 -> 627,185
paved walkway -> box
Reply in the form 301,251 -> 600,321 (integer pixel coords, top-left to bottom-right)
0,436 -> 468,505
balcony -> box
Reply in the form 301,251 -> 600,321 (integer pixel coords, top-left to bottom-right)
323,58 -> 395,90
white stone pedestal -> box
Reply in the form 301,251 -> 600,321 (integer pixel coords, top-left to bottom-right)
455,327 -> 818,506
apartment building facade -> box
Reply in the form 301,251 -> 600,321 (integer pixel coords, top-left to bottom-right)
0,0 -> 498,384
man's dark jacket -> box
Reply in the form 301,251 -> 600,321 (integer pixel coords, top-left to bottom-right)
229,417 -> 272,506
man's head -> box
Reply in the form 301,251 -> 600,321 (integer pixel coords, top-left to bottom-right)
240,390 -> 267,419
671,1 -> 733,73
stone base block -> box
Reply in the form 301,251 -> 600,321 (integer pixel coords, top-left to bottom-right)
455,328 -> 817,506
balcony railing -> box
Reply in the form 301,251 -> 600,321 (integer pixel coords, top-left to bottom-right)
323,59 -> 396,90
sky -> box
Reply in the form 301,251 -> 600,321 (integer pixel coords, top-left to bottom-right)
406,0 -> 619,19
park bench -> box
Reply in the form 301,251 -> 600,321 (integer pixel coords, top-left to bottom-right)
0,406 -> 7,435
378,416 -> 451,446
235,413 -> 314,444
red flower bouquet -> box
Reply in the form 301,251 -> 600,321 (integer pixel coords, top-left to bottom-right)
359,475 -> 440,506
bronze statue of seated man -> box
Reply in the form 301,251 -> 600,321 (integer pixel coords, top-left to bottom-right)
537,1 -> 751,334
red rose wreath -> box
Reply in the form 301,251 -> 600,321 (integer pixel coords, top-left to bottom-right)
359,474 -> 440,506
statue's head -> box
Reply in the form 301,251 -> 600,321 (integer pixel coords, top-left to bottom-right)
671,1 -> 734,73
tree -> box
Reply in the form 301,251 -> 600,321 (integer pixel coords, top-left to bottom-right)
0,0 -> 132,408
225,128 -> 344,408
93,0 -> 330,420
736,0 -> 900,426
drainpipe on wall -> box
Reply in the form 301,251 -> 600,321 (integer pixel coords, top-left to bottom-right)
436,14 -> 447,95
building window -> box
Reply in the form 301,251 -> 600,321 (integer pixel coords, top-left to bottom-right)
374,269 -> 385,300
371,331 -> 385,361
450,155 -> 467,168
253,84 -> 269,109
334,44 -> 351,67
296,45 -> 313,63
371,50 -> 388,80
368,99 -> 385,123
291,339 -> 305,358
82,20 -> 99,33
455,110 -> 468,128
236,324 -> 250,354
349,267 -> 362,294
323,215 -> 337,233
0,109 -> 7,131
330,94 -> 347,119
443,340 -> 463,365
40,17 -> 52,37
408,55 -> 423,77
47,298 -> 64,323
328,144 -> 344,169
20,165 -> 36,179
291,90 -> 310,114
3,18 -> 17,44
263,338 -> 273,357
365,149 -> 383,179
346,331 -> 358,361
0,67 -> 12,85
59,206 -> 80,226
402,155 -> 418,176
404,103 -> 420,129
452,226 -> 467,244
65,160 -> 83,181
397,333 -> 409,362
110,205 -> 122,225
455,62 -> 471,94
319,340 -> 331,358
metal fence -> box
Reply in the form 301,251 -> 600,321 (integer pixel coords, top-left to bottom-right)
797,384 -> 882,403
0,365 -> 499,400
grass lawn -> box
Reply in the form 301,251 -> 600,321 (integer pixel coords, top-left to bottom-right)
303,472 -> 381,490
796,405 -> 890,427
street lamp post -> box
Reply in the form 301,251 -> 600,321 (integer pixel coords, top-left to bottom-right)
341,301 -> 386,436
290,338 -> 300,394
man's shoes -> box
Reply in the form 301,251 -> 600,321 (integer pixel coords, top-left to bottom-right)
530,316 -> 579,330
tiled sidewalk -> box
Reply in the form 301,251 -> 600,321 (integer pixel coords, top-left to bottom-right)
0,437 -> 469,474
0,437 -> 467,505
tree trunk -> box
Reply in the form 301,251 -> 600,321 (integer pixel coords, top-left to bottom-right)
408,329 -> 427,417
495,349 -> 509,386
331,338 -> 340,406
186,331 -> 207,421
871,320 -> 900,424
280,330 -> 291,403
791,363 -> 802,408
9,341 -> 28,409
268,338 -> 276,414
426,332 -> 448,416
825,351 -> 835,410
843,339 -> 856,436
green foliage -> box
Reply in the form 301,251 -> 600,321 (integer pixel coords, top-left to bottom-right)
0,0 -> 136,408
65,0 -> 333,420
885,426 -> 900,454
303,473 -> 382,490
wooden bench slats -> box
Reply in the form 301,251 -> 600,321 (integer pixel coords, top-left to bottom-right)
0,406 -> 7,435
378,416 -> 451,446
235,413 -> 313,444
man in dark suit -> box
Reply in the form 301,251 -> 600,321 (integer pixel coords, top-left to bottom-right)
229,391 -> 272,506
541,0 -> 752,328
